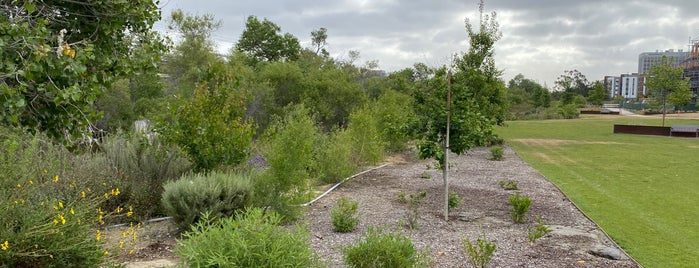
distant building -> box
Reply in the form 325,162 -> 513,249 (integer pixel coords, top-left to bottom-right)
604,73 -> 645,100
679,39 -> 699,105
638,49 -> 690,74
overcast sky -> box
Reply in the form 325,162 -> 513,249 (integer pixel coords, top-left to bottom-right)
153,0 -> 699,88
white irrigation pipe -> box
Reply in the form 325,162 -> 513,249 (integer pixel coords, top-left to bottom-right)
301,164 -> 389,207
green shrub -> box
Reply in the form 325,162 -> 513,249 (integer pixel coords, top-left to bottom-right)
346,105 -> 385,165
75,133 -> 191,221
509,193 -> 532,223
448,191 -> 462,211
331,197 -> 360,233
258,104 -> 319,220
175,208 -> 321,267
314,129 -> 357,184
397,191 -> 427,229
463,233 -> 497,268
374,90 -> 415,152
343,227 -> 431,268
0,127 -> 135,266
161,171 -> 252,230
498,179 -> 519,190
558,103 -> 580,119
159,62 -> 254,171
489,146 -> 504,161
527,215 -> 552,243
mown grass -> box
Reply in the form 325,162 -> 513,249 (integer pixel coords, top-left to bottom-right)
495,115 -> 699,268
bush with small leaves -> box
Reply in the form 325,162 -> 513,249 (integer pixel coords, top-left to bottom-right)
397,191 -> 427,229
161,171 -> 252,230
343,227 -> 431,268
176,208 -> 321,267
489,146 -> 504,161
331,197 -> 360,233
498,179 -> 519,190
463,233 -> 497,268
509,193 -> 532,223
527,215 -> 552,243
448,191 -> 462,211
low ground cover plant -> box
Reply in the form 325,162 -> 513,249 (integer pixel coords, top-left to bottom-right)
489,146 -> 504,160
343,227 -> 431,268
175,208 -> 320,267
498,179 -> 519,190
448,191 -> 462,212
397,191 -> 427,229
331,197 -> 360,233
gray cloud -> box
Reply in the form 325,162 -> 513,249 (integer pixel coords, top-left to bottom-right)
156,0 -> 699,87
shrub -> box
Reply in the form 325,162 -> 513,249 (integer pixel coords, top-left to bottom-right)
397,191 -> 427,229
509,193 -> 532,223
527,215 -> 552,243
374,90 -> 415,152
75,133 -> 191,221
346,105 -> 385,165
489,146 -> 504,161
343,227 -> 431,268
258,104 -> 319,220
448,191 -> 462,211
331,197 -> 360,233
463,233 -> 497,268
498,179 -> 519,190
161,171 -> 252,230
175,208 -> 321,267
314,129 -> 357,184
0,127 -> 136,266
159,62 -> 254,171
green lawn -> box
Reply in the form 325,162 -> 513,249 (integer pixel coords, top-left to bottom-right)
495,116 -> 699,268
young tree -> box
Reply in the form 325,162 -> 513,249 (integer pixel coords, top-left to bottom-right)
159,62 -> 254,171
413,0 -> 507,219
0,1 -> 166,142
588,81 -> 607,106
645,56 -> 693,126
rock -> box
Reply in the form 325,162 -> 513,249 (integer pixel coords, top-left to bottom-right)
589,246 -> 623,260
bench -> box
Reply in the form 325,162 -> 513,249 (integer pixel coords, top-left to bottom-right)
670,125 -> 699,137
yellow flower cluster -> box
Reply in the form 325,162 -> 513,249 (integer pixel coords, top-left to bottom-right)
1,240 -> 8,251
61,44 -> 76,59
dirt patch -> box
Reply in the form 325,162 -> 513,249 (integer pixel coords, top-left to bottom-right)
114,146 -> 640,267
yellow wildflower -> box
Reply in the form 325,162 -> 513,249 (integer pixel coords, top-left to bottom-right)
16,183 -> 21,188
104,193 -> 109,200
81,191 -> 86,198
53,175 -> 59,183
129,249 -> 134,254
58,201 -> 63,209
126,206 -> 133,217
29,179 -> 33,185
118,240 -> 124,249
115,206 -> 123,214
103,250 -> 109,255
112,187 -> 121,196
95,230 -> 101,241
1,241 -> 8,251
69,207 -> 75,215
52,218 -> 58,225
58,214 -> 66,225
44,169 -> 48,174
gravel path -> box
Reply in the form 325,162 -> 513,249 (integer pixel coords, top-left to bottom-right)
306,146 -> 641,267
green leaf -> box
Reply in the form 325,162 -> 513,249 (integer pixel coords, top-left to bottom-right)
24,2 -> 36,13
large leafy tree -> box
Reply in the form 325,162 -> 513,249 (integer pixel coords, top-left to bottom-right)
235,16 -> 301,65
588,81 -> 607,106
554,69 -> 591,104
0,0 -> 166,141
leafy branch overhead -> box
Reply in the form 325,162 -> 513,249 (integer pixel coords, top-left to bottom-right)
0,1 -> 167,142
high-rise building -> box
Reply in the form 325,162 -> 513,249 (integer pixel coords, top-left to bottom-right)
638,49 -> 690,74
605,74 -> 645,100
